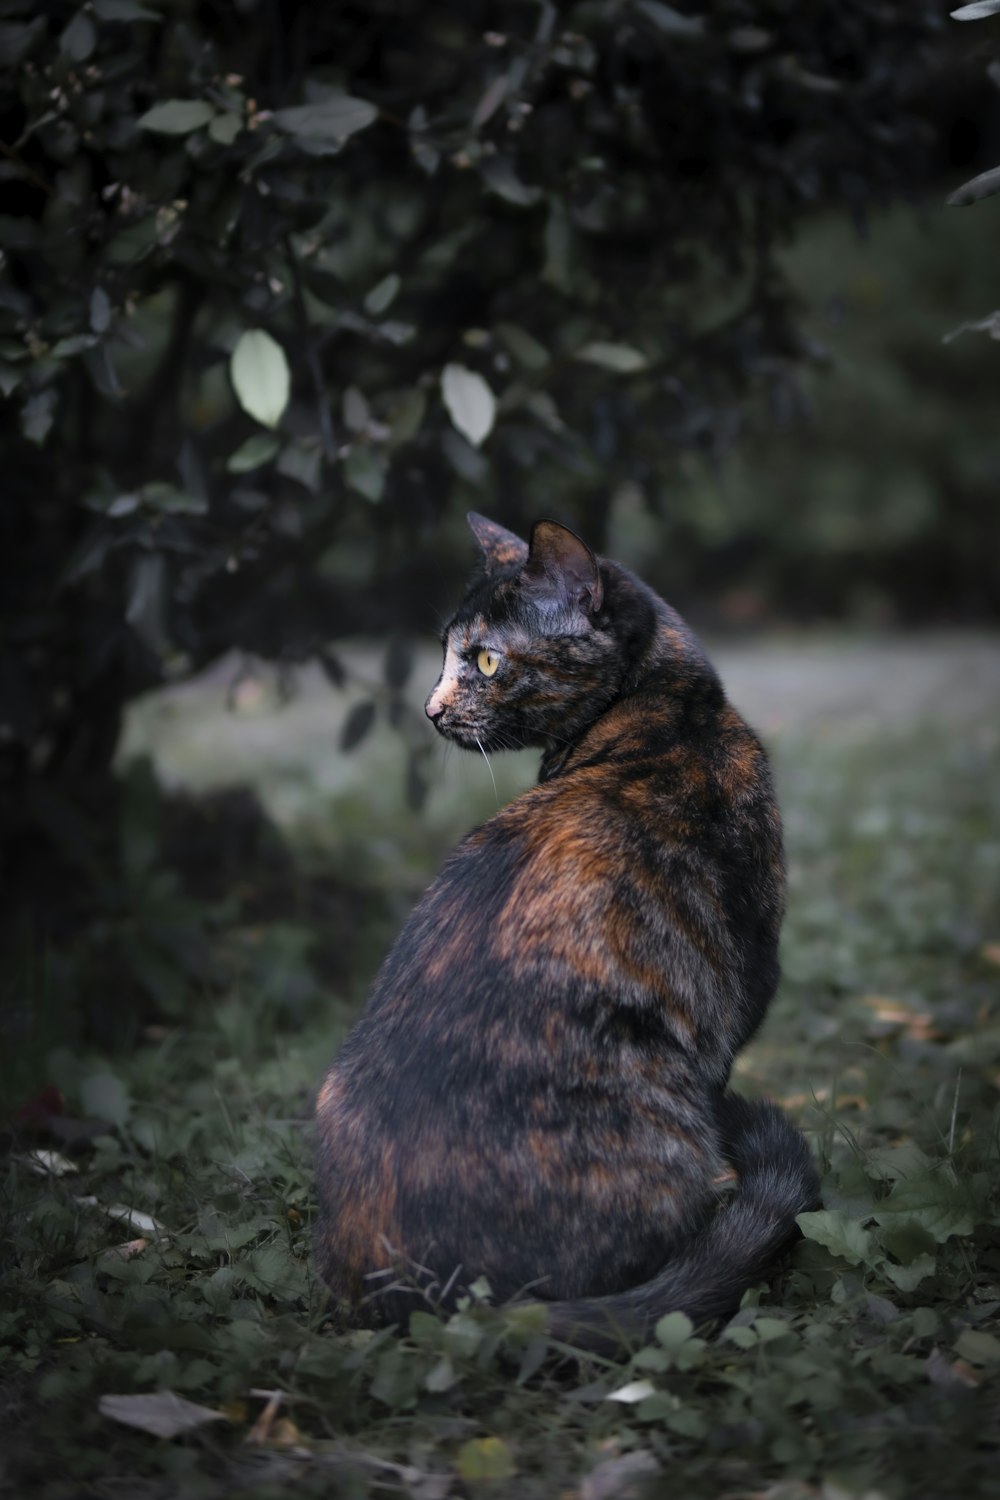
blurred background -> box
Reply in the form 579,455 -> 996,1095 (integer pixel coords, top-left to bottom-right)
1,0 -> 999,1070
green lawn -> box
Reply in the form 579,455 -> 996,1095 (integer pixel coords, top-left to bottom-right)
2,651 -> 999,1499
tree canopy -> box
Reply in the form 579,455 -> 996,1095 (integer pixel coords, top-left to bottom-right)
0,0 -> 947,802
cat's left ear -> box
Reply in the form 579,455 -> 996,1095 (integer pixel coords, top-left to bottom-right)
467,512 -> 529,571
524,520 -> 604,615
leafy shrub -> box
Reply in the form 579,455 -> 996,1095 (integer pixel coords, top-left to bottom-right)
1,0 -> 944,803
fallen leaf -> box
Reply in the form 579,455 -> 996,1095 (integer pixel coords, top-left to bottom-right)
268,1417 -> 303,1448
926,1347 -> 980,1390
22,1149 -> 78,1177
456,1436 -> 516,1481
582,1450 -> 659,1500
605,1379 -> 655,1404
99,1390 -> 227,1439
98,1237 -> 150,1263
954,1327 -> 1000,1365
77,1198 -> 166,1237
862,995 -> 939,1040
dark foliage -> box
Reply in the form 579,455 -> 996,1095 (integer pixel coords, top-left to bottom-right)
1,0 -> 946,808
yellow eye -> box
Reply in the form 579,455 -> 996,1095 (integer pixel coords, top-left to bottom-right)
477,649 -> 500,677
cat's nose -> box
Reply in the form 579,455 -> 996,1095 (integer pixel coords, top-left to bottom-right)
426,671 -> 456,722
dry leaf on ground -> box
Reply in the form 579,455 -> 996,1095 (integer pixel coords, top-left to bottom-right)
99,1390 -> 227,1439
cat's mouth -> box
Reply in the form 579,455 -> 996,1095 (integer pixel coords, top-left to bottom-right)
432,716 -> 519,754
433,718 -> 487,750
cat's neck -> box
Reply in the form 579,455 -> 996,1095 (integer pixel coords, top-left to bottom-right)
538,576 -> 722,783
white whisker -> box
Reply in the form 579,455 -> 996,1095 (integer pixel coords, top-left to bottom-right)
475,735 -> 499,805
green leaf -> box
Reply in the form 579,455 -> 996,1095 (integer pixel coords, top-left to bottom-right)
873,1170 -> 979,1242
882,1254 -> 936,1292
954,1328 -> 1000,1364
441,364 -> 495,447
340,701 -> 376,751
342,386 -> 370,433
344,446 -> 385,503
208,112 -> 242,146
723,1324 -> 758,1349
384,636 -> 413,690
94,0 -> 163,19
241,1244 -> 309,1301
950,1 -> 1000,18
277,440 -> 322,494
52,334 -> 97,359
632,1346 -> 671,1372
363,273 -> 400,316
664,1405 -> 708,1439
272,96 -> 377,149
22,390 -> 57,446
543,198 -> 572,291
90,287 -> 112,334
230,329 -> 290,429
753,1317 -> 792,1343
425,1356 -> 458,1392
575,341 -> 649,374
137,100 -> 215,135
140,481 -> 206,514
496,322 -> 549,371
879,1217 -> 937,1265
480,156 -> 541,207
796,1209 -> 874,1265
370,1346 -> 418,1409
443,1311 -> 484,1359
655,1311 -> 693,1350
500,1302 -> 547,1338
863,1143 -> 931,1182
227,434 -> 279,473
61,12 -> 96,62
388,388 -> 427,446
457,1437 -> 516,1481
409,1311 -> 444,1347
635,1 -> 705,37
81,1071 -> 131,1127
947,165 -> 1000,207
0,18 -> 46,66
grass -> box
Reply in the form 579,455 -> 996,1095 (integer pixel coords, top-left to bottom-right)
2,676 -> 999,1499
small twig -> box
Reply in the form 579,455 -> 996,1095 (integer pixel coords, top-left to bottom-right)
947,1069 -> 962,1158
0,137 -> 54,198
284,235 -> 337,461
245,1389 -> 283,1445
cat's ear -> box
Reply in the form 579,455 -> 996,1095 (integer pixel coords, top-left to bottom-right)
467,512 -> 529,571
524,520 -> 604,615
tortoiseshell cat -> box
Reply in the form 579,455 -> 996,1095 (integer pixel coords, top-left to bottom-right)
315,514 -> 818,1352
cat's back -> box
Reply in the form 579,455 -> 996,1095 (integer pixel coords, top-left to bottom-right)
335,678 -> 780,1072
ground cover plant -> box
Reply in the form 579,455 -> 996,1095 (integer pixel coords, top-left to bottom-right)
2,669 -> 998,1500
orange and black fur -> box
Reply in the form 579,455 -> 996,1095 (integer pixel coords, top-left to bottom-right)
315,514 -> 819,1352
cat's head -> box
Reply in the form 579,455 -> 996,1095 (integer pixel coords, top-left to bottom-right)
425,513 -> 628,754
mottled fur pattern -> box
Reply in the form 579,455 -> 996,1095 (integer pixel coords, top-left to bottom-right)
315,514 -> 819,1352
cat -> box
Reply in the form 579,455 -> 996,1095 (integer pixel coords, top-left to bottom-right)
314,512 -> 819,1354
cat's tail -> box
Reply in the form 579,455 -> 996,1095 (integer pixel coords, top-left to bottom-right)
544,1095 -> 820,1356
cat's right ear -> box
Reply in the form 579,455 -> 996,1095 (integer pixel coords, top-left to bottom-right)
524,520 -> 604,616
467,512 -> 529,571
